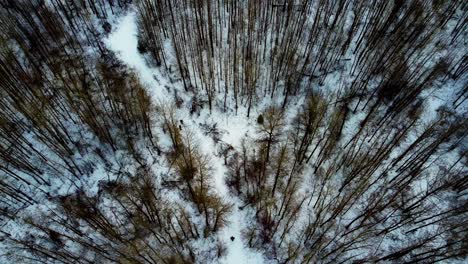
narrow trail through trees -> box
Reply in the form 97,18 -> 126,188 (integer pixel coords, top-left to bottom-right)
106,11 -> 265,264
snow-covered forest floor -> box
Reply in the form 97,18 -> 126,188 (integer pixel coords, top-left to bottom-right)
0,1 -> 466,263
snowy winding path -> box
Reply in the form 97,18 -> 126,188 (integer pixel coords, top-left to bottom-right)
105,12 -> 264,264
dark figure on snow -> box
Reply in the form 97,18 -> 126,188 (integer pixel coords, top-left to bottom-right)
230,236 -> 235,242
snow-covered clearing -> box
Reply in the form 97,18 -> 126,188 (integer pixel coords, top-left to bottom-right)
105,11 -> 265,264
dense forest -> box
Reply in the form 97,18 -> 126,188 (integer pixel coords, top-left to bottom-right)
0,0 -> 466,263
